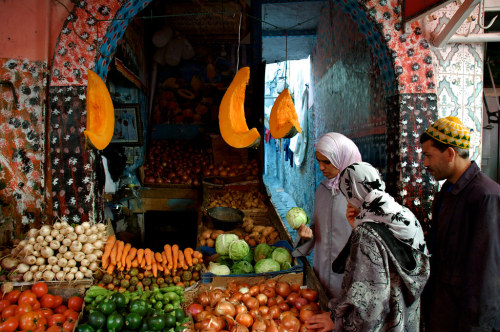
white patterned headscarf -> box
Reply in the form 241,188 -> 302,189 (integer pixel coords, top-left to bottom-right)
339,162 -> 429,254
315,133 -> 362,195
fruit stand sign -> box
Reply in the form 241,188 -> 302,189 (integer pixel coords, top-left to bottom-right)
403,0 -> 455,22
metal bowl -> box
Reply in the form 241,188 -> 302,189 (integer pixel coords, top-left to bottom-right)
206,207 -> 245,231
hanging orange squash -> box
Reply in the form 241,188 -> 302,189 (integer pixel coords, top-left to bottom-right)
84,70 -> 115,150
218,67 -> 261,148
269,88 -> 301,139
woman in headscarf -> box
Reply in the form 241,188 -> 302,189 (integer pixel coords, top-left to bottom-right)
306,162 -> 430,332
292,132 -> 361,307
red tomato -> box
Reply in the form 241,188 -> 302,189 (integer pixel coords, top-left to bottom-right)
31,300 -> 41,310
0,299 -> 11,312
67,296 -> 83,312
40,294 -> 55,308
19,312 -> 38,331
47,325 -> 63,332
4,290 -> 21,304
48,313 -> 66,327
62,320 -> 75,332
64,309 -> 79,323
54,305 -> 67,314
0,316 -> 19,332
1,304 -> 18,319
52,295 -> 63,308
31,282 -> 49,298
15,303 -> 32,316
18,291 -> 37,306
36,307 -> 54,319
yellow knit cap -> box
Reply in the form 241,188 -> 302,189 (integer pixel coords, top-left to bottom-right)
425,116 -> 471,149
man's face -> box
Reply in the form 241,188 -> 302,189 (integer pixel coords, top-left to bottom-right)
421,140 -> 453,181
315,152 -> 339,179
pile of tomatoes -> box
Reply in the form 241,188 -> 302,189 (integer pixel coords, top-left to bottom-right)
0,281 -> 84,332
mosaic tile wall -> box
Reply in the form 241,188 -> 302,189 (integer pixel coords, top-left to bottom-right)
0,59 -> 46,234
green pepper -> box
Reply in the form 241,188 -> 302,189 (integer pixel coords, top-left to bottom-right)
155,293 -> 164,301
163,303 -> 173,312
88,311 -> 107,330
125,312 -> 143,330
146,315 -> 166,331
164,292 -> 179,302
154,301 -> 163,310
99,300 -> 116,316
107,312 -> 125,332
129,299 -> 148,316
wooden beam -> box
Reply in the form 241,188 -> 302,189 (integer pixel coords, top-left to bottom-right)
431,0 -> 481,48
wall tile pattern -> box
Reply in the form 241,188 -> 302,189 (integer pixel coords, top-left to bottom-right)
0,59 -> 46,231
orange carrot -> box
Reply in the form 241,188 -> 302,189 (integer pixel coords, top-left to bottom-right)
145,248 -> 152,266
110,241 -> 119,265
192,250 -> 203,259
126,247 -> 137,270
154,252 -> 163,263
115,241 -> 125,267
106,263 -> 115,275
172,244 -> 179,271
178,250 -> 186,270
164,244 -> 173,269
102,235 -> 116,267
184,248 -> 193,267
121,243 -> 132,267
131,257 -> 139,268
161,252 -> 169,274
152,261 -> 158,278
137,249 -> 145,265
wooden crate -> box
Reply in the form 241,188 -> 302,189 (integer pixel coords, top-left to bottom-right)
210,134 -> 248,166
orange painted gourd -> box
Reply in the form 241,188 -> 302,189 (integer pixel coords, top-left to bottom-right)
84,70 -> 115,150
218,67 -> 261,148
269,88 -> 301,139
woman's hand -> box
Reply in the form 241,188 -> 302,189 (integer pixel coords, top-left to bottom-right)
346,202 -> 360,227
305,312 -> 334,332
297,223 -> 313,239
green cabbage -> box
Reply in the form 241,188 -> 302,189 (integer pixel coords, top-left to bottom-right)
254,243 -> 274,262
286,207 -> 310,229
228,239 -> 250,261
215,233 -> 239,256
280,261 -> 292,270
230,260 -> 254,275
271,247 -> 292,267
254,258 -> 281,273
208,262 -> 230,275
241,249 -> 253,263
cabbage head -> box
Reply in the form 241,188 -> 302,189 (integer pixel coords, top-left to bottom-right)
229,239 -> 250,261
271,247 -> 292,266
208,262 -> 230,275
254,258 -> 280,273
254,243 -> 274,262
280,261 -> 292,270
215,233 -> 239,256
230,260 -> 254,275
286,207 -> 310,229
241,249 -> 253,263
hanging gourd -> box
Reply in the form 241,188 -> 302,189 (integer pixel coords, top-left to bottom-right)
269,88 -> 301,139
218,67 -> 261,148
84,69 -> 115,150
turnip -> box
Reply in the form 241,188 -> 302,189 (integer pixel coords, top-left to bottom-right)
1,257 -> 19,271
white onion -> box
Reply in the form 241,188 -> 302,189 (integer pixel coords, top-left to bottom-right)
56,234 -> 64,242
79,266 -> 88,273
81,221 -> 91,229
43,270 -> 55,281
61,221 -> 69,229
18,240 -> 28,248
82,243 -> 94,255
67,232 -> 77,241
49,241 -> 61,250
80,259 -> 89,267
17,263 -> 30,274
97,224 -> 106,232
39,225 -> 51,237
62,238 -> 71,247
36,235 -> 45,243
48,256 -> 58,265
70,241 -> 82,252
67,259 -> 76,267
64,251 -> 74,260
55,271 -> 65,281
53,222 -> 62,230
63,266 -> 71,273
74,252 -> 85,262
24,255 -> 36,265
93,250 -> 103,258
35,257 -> 45,266
87,234 -> 98,244
86,254 -> 98,263
75,225 -> 84,235
45,235 -> 53,243
40,247 -> 54,258
28,237 -> 36,244
23,271 -> 34,282
57,258 -> 68,267
41,241 -> 48,247
77,234 -> 87,243
34,271 -> 43,281
88,261 -> 99,271
56,253 -> 63,259
23,244 -> 34,254
32,250 -> 39,257
65,273 -> 75,281
74,271 -> 84,280
50,229 -> 59,237
90,225 -> 98,234
93,240 -> 103,250
30,265 -> 39,272
59,246 -> 68,254
84,270 -> 93,278
38,264 -> 46,272
52,265 -> 61,273
70,266 -> 78,274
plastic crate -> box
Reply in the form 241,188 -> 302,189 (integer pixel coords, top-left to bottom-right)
200,240 -> 303,283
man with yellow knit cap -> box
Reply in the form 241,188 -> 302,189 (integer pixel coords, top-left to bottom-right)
420,116 -> 500,331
